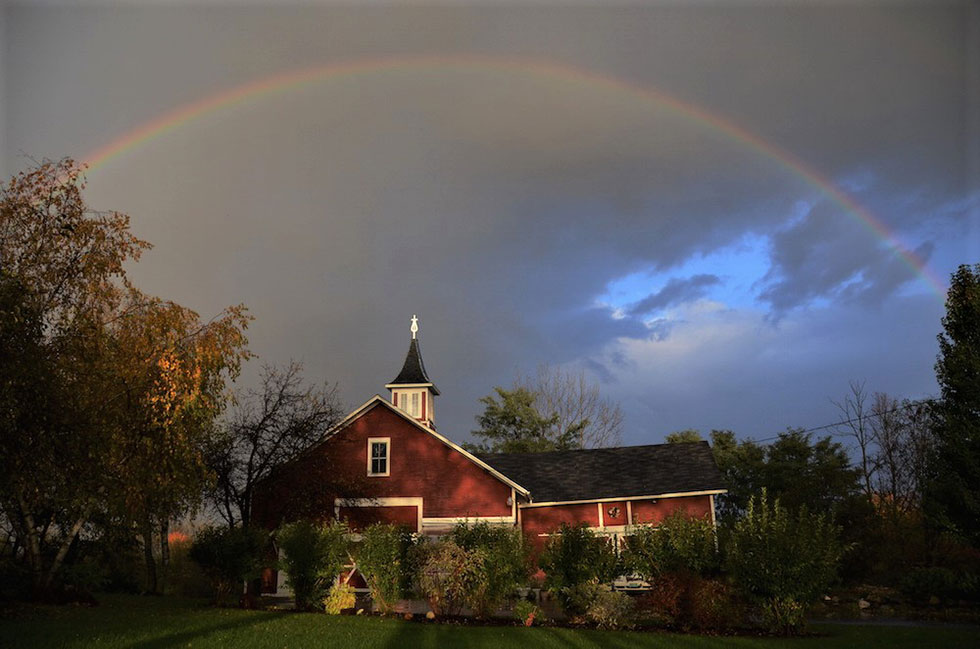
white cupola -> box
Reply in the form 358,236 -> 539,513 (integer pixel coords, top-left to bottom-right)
385,315 -> 439,427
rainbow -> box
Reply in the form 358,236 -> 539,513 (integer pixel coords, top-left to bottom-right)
81,54 -> 947,299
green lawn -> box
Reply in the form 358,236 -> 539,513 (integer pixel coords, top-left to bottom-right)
1,594 -> 976,649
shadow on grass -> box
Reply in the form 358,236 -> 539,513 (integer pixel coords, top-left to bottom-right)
123,609 -> 281,649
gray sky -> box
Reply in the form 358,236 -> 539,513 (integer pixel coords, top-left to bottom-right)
4,1 -> 978,446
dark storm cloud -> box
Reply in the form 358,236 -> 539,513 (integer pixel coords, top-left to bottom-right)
758,197 -> 939,314
3,3 -> 974,441
628,274 -> 721,316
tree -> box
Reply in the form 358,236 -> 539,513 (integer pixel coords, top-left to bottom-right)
928,263 -> 980,545
708,430 -> 767,522
206,362 -> 345,529
709,429 -> 860,522
467,386 -> 575,453
0,159 -> 250,598
665,429 -> 704,444
105,287 -> 250,594
515,365 -> 623,448
0,158 -> 149,597
832,381 -> 876,500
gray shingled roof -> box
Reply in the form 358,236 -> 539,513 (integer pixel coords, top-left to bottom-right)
477,441 -> 725,503
389,338 -> 440,394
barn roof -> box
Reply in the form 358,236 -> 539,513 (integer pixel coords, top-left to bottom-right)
477,441 -> 725,504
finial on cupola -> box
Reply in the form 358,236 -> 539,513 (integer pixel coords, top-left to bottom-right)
386,315 -> 439,427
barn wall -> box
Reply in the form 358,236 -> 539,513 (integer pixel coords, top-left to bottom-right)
518,494 -> 715,554
629,495 -> 712,525
252,403 -> 515,530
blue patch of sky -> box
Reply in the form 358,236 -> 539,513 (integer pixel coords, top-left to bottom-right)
596,231 -> 772,318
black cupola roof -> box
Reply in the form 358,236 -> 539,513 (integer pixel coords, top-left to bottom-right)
388,337 -> 440,395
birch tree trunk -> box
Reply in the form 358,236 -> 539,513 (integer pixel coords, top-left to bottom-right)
141,517 -> 158,594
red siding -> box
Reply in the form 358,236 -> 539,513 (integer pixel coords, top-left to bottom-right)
520,503 -> 600,554
252,403 -> 514,529
630,495 -> 712,525
518,496 -> 713,555
339,505 -> 419,532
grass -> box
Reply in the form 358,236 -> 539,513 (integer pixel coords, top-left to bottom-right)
1,594 -> 977,649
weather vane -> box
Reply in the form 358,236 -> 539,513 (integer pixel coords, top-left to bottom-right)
410,314 -> 419,339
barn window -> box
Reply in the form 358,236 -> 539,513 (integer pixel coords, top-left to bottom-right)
367,437 -> 390,476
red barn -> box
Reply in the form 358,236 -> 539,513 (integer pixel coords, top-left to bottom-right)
253,321 -> 726,594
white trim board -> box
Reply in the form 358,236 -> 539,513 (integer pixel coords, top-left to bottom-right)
366,437 -> 390,477
420,516 -> 515,524
519,489 -> 727,509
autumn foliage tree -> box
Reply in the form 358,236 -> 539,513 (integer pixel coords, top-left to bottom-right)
0,159 -> 150,596
104,288 -> 250,593
0,158 -> 250,598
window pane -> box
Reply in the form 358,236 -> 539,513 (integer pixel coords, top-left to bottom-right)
370,441 -> 388,474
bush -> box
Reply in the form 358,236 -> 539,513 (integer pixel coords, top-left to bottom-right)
323,582 -> 357,614
189,526 -> 266,606
416,539 -> 476,616
561,580 -> 603,619
585,587 -> 636,630
276,519 -> 350,611
724,490 -> 842,634
356,524 -> 418,613
448,521 -> 530,617
167,534 -> 211,598
622,511 -> 719,580
539,523 -> 619,615
513,599 -> 544,626
899,567 -> 979,603
684,577 -> 745,631
635,573 -> 684,626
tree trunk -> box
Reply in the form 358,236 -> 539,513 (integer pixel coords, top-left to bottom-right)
16,491 -> 44,597
159,519 -> 170,595
141,518 -> 158,595
43,513 -> 89,589
240,488 -> 251,529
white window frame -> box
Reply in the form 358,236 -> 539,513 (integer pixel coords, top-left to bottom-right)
367,437 -> 390,477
